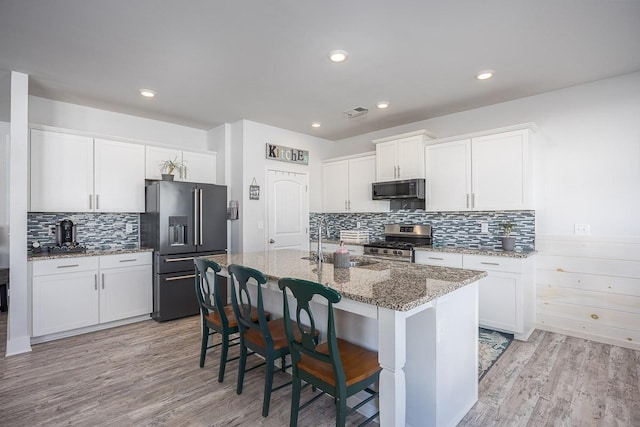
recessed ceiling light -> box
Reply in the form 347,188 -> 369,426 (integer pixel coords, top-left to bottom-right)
377,101 -> 390,109
328,50 -> 349,63
311,122 -> 321,128
476,70 -> 494,80
140,89 -> 156,98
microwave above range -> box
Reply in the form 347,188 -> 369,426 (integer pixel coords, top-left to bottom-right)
372,178 -> 425,200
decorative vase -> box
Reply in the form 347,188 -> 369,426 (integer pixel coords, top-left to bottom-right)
161,174 -> 174,181
501,237 -> 516,251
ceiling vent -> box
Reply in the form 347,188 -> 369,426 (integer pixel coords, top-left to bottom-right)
343,106 -> 369,118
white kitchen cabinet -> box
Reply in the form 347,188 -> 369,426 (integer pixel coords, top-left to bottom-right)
463,254 -> 536,340
413,250 -> 463,268
373,130 -> 434,181
94,139 -> 145,212
424,127 -> 534,211
145,146 -> 217,184
30,129 -> 94,212
29,130 -> 145,213
322,153 -> 388,213
31,257 -> 100,336
424,139 -> 471,211
99,252 -> 153,323
182,150 -> 216,184
30,252 -> 152,340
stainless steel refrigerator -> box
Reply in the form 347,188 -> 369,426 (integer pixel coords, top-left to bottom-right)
141,181 -> 227,321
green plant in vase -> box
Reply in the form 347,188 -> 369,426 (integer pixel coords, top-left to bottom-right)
501,222 -> 515,251
159,157 -> 188,181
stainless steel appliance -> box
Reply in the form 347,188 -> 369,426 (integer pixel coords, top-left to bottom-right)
56,219 -> 76,245
363,224 -> 432,262
372,179 -> 425,200
141,181 -> 227,321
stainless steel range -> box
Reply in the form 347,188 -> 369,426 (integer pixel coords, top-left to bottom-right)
363,224 -> 433,262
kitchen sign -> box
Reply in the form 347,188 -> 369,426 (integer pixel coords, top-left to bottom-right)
266,143 -> 309,165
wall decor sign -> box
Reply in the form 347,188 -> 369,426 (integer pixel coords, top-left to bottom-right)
249,178 -> 260,200
266,143 -> 309,165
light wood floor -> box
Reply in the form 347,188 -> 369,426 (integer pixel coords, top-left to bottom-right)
1,312 -> 639,426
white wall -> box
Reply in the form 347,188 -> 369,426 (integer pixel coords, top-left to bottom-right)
29,96 -> 208,150
334,72 -> 640,239
7,71 -> 31,356
229,119 -> 335,253
0,121 -> 9,268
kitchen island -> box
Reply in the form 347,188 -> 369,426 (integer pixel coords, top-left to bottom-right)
205,249 -> 487,427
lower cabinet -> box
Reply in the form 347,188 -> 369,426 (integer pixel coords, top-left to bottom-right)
31,252 -> 152,338
415,250 -> 535,340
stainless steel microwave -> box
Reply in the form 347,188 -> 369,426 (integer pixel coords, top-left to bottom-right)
372,178 -> 425,200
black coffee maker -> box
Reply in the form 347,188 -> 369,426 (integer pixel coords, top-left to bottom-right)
56,219 -> 77,246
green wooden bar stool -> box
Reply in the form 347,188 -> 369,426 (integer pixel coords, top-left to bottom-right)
278,277 -> 382,427
228,263 -> 301,418
194,258 -> 267,383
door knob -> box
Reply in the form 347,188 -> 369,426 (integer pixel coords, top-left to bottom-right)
269,239 -> 275,244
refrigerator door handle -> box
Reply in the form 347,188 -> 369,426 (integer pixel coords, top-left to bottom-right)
199,188 -> 204,246
193,188 -> 199,245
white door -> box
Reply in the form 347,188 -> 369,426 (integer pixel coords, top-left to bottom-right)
267,170 -> 309,251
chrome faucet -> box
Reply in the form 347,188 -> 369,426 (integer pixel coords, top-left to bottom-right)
316,217 -> 330,263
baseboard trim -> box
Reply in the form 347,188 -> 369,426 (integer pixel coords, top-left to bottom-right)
5,335 -> 32,356
30,315 -> 151,345
536,322 -> 639,351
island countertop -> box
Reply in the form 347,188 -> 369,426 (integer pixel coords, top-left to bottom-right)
204,249 -> 487,312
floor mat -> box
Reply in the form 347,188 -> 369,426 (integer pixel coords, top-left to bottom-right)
478,327 -> 513,380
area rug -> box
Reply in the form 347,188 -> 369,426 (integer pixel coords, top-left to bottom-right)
478,328 -> 513,380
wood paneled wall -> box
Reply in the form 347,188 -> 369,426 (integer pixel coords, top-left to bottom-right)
536,236 -> 640,351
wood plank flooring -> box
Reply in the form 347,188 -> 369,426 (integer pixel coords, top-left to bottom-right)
2,312 -> 639,426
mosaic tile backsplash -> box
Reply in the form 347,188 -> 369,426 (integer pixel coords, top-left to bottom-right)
28,213 -> 140,251
310,210 -> 535,250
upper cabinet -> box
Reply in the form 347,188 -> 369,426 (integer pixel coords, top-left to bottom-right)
425,127 -> 534,211
145,146 -> 216,184
372,130 -> 434,181
322,153 -> 389,213
30,130 -> 145,213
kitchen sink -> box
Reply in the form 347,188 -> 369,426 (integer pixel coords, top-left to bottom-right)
302,256 -> 378,268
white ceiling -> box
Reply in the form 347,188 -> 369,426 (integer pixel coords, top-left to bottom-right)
1,1 -> 639,141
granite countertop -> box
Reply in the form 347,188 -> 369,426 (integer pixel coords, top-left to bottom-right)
28,247 -> 154,261
413,245 -> 537,258
204,249 -> 487,312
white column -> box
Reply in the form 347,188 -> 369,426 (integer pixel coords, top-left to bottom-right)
6,71 -> 31,356
377,306 -> 407,426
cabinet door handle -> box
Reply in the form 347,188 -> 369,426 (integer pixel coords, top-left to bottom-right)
480,262 -> 500,266
471,193 -> 475,209
96,194 -> 99,210
57,264 -> 79,269
348,200 -> 351,210
94,274 -> 98,290
466,194 -> 469,208
428,257 -> 444,260
119,259 -> 137,263
164,257 -> 195,262
101,273 -> 105,289
166,274 -> 196,281
89,194 -> 92,209
344,200 -> 348,211
397,165 -> 400,178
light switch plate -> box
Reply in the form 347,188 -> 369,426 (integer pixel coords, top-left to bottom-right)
574,223 -> 590,236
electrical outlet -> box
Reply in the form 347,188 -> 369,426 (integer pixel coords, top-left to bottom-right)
356,221 -> 361,229
49,225 -> 56,235
480,222 -> 489,233
574,223 -> 590,236
126,223 -> 134,234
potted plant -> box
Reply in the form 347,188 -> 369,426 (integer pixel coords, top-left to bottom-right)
159,157 -> 187,181
501,223 -> 516,251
